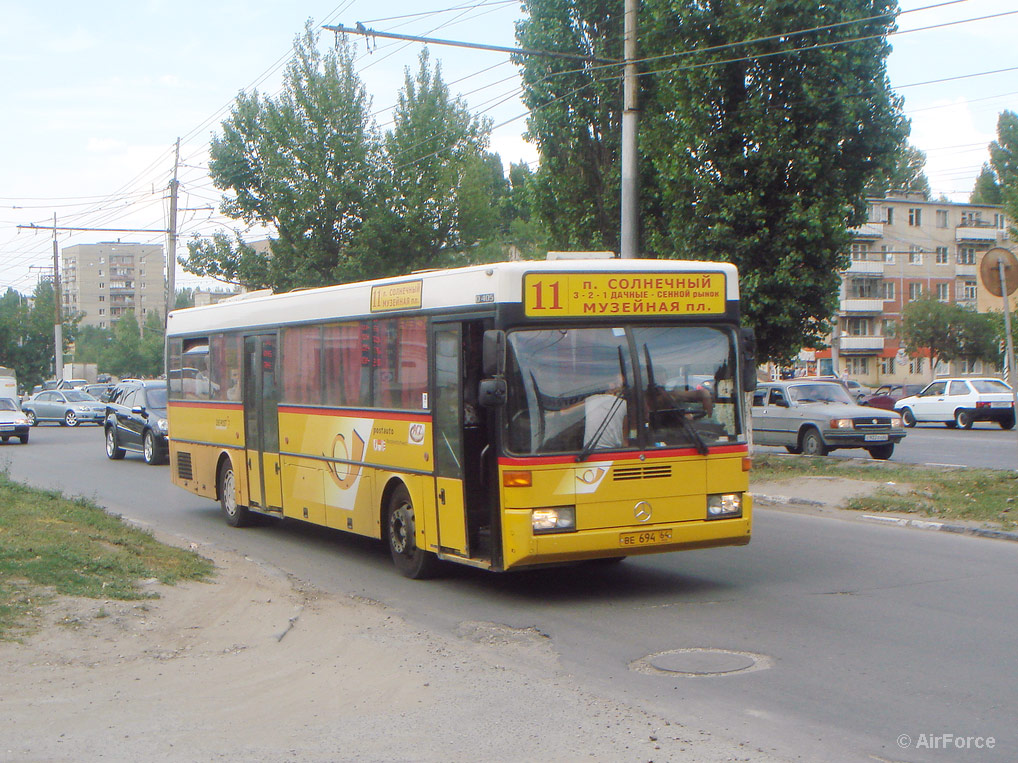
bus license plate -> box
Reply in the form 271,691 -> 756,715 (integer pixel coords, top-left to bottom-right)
864,434 -> 887,442
620,529 -> 673,547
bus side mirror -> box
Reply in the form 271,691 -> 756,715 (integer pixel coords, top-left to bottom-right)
740,327 -> 757,392
482,330 -> 506,376
478,378 -> 507,407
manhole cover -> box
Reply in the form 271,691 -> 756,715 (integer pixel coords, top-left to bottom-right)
643,648 -> 765,676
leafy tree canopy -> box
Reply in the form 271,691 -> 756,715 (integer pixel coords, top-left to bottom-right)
970,162 -> 1003,205
902,297 -> 998,378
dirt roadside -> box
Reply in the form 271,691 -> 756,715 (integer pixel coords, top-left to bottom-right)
0,541 -> 787,763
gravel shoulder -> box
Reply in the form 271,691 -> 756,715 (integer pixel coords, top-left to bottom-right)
0,541 -> 788,762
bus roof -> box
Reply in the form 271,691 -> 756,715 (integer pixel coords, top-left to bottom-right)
167,258 -> 740,336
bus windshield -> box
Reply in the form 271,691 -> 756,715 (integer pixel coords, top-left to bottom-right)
505,325 -> 743,455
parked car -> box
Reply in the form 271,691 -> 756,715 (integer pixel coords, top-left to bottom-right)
104,380 -> 169,465
894,378 -> 1016,429
804,376 -> 871,402
860,383 -> 924,411
752,380 -> 906,459
23,389 -> 107,427
0,397 -> 30,444
84,382 -> 116,401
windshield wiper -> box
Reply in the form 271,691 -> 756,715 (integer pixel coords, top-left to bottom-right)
577,393 -> 625,462
674,411 -> 710,455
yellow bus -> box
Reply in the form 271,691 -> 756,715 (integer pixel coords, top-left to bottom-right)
165,258 -> 756,577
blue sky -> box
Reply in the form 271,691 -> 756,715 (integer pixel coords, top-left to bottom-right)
1,0 -> 1016,294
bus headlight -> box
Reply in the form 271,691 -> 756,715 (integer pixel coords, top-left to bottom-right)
532,506 -> 576,534
706,493 -> 742,519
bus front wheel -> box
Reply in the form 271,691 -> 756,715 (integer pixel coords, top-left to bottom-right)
219,459 -> 252,528
386,484 -> 439,579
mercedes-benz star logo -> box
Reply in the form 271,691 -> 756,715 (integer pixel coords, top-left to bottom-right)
634,501 -> 652,523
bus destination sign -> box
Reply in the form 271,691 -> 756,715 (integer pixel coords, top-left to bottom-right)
370,279 -> 423,312
524,272 -> 726,317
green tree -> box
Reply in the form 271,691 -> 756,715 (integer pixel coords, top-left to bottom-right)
140,311 -> 166,377
515,0 -> 622,251
102,312 -> 145,379
866,142 -> 931,198
517,0 -> 908,362
359,49 -> 493,277
181,23 -> 378,291
970,163 -> 1003,204
989,110 -> 1018,238
901,297 -> 997,378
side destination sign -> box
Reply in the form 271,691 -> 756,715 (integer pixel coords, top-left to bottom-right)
370,279 -> 423,312
524,271 -> 726,317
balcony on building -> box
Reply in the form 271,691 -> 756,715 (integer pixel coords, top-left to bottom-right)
840,298 -> 885,314
955,262 -> 978,277
839,335 -> 885,353
956,222 -> 1003,243
849,222 -> 884,239
844,260 -> 885,276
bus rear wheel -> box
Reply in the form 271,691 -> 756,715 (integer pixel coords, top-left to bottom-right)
387,484 -> 439,579
219,459 -> 252,528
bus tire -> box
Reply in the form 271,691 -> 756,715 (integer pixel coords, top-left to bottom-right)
219,459 -> 252,528
386,484 -> 439,579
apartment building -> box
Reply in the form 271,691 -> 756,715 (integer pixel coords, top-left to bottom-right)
61,242 -> 166,329
807,193 -> 1015,385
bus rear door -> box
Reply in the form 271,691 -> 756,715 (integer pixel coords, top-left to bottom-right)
243,334 -> 283,512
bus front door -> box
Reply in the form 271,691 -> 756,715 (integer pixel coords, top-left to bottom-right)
243,334 -> 283,512
431,324 -> 469,557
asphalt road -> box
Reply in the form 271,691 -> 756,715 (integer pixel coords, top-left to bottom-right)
755,420 -> 1018,469
6,425 -> 1018,761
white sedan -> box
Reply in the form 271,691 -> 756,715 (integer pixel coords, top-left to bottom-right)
894,377 -> 1015,430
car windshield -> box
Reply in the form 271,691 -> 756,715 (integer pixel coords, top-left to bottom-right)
65,391 -> 96,402
971,379 -> 1012,393
0,398 -> 16,411
146,386 -> 168,408
787,383 -> 854,405
504,325 -> 743,455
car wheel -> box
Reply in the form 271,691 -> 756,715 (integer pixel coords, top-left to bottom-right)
1001,415 -> 1016,431
19,433 -> 28,444
219,459 -> 252,527
800,429 -> 828,457
387,484 -> 439,579
64,411 -> 79,427
105,426 -> 125,460
26,410 -> 37,426
954,409 -> 973,430
784,445 -> 803,454
900,408 -> 916,428
1,436 -> 7,443
867,444 -> 894,460
143,430 -> 166,465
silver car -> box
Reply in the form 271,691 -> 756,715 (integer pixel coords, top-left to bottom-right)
23,389 -> 107,427
752,380 -> 906,459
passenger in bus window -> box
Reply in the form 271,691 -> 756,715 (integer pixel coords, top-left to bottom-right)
584,382 -> 629,450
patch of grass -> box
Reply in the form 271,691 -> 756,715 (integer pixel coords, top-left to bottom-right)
751,454 -> 1018,529
0,472 -> 213,641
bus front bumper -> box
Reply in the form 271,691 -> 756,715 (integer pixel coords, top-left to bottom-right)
501,495 -> 752,570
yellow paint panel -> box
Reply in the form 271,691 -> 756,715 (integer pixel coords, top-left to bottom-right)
262,452 -> 282,509
435,477 -> 467,555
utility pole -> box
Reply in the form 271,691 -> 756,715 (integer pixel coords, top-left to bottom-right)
620,0 -> 639,259
51,214 -> 63,383
166,138 -> 180,324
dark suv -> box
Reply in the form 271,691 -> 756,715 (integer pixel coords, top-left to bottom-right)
104,380 -> 169,465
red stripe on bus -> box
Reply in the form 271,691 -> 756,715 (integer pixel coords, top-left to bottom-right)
498,443 -> 748,467
276,405 -> 431,422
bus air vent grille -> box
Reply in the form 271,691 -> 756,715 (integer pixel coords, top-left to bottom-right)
613,465 -> 672,481
176,451 -> 194,481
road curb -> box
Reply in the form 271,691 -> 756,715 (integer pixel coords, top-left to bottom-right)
755,493 -> 1018,543
860,514 -> 1018,542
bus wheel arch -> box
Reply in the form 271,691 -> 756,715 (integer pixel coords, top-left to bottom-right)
383,479 -> 439,579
